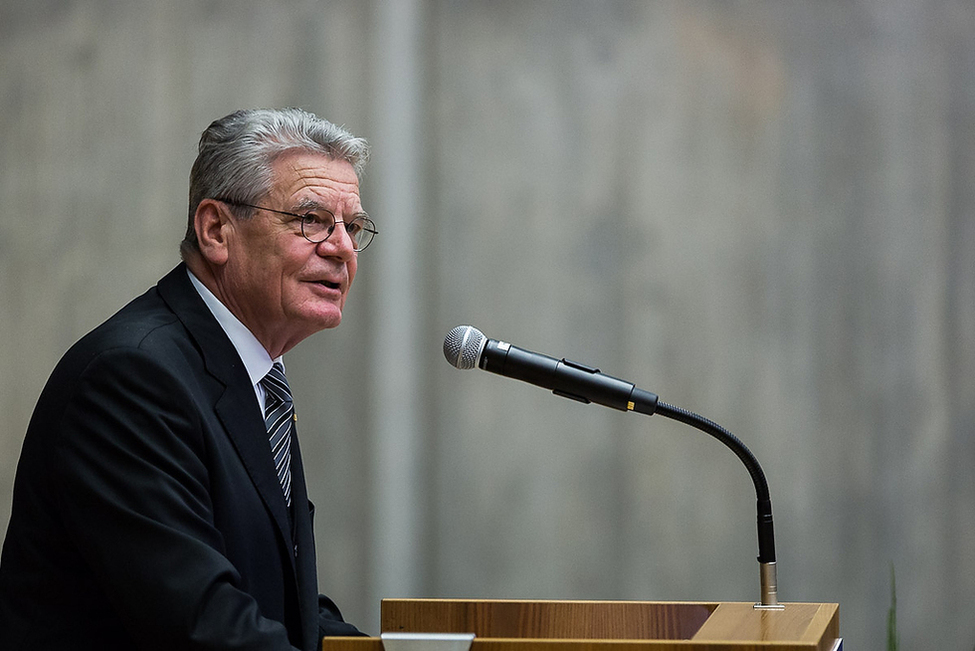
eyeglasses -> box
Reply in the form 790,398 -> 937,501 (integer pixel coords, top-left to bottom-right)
217,200 -> 378,252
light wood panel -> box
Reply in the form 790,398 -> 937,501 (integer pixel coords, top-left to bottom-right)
381,599 -> 715,640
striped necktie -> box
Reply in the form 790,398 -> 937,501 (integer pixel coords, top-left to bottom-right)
261,363 -> 294,507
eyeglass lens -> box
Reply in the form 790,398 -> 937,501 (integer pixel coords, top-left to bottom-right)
301,214 -> 376,251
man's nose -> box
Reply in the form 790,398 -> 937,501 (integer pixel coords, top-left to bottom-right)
318,221 -> 356,257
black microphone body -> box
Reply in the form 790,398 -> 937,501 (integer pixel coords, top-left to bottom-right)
478,338 -> 659,415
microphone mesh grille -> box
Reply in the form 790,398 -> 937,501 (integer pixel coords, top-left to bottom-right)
443,325 -> 485,370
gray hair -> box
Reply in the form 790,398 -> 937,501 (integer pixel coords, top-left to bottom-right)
180,108 -> 369,258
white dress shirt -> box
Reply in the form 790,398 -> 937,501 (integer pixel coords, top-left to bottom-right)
187,268 -> 281,412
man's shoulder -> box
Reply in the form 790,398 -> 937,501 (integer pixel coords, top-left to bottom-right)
82,283 -> 185,353
60,267 -> 206,374
41,265 -> 251,413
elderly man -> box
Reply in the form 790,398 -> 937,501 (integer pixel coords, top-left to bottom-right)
0,108 -> 376,650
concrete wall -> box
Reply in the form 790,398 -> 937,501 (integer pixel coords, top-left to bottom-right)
1,2 -> 972,648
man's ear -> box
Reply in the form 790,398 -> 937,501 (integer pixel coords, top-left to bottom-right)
194,200 -> 232,265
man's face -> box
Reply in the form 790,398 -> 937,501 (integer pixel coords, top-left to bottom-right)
220,151 -> 362,356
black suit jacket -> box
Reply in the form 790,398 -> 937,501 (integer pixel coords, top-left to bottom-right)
0,264 -> 361,650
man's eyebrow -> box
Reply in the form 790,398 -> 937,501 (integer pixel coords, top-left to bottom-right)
292,197 -> 333,213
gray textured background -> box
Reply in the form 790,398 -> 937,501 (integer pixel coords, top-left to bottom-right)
2,1 -> 973,648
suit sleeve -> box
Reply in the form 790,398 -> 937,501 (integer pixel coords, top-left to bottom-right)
318,594 -> 368,638
52,347 -> 301,651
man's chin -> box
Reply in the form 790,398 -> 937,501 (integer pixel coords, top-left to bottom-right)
309,305 -> 344,331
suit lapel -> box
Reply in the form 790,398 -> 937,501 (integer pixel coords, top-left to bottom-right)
213,386 -> 296,555
156,265 -> 296,570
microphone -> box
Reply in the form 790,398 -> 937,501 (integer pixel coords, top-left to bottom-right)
443,324 -> 781,608
443,325 -> 659,415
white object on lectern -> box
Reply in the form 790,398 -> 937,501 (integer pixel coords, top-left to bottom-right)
381,632 -> 476,651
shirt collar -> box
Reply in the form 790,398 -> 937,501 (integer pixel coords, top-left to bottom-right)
186,268 -> 282,387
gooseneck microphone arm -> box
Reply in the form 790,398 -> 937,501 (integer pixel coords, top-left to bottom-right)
443,325 -> 781,608
652,401 -> 779,607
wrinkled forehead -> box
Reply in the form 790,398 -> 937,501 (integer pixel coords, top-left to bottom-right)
268,151 -> 363,213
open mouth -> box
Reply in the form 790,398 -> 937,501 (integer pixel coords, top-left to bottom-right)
313,280 -> 342,291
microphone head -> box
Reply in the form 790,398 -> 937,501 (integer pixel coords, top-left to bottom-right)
443,325 -> 487,370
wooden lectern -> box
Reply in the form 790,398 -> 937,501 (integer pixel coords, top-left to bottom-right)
323,599 -> 841,651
